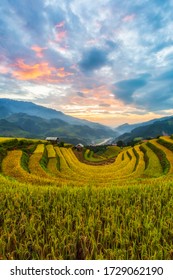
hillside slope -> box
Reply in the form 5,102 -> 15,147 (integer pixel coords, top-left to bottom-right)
0,98 -> 112,130
0,113 -> 115,144
113,117 -> 173,144
115,116 -> 172,134
0,99 -> 115,143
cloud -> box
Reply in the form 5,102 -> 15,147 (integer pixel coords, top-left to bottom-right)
77,92 -> 86,98
0,65 -> 9,74
113,77 -> 148,104
53,19 -> 67,44
7,0 -> 47,38
55,30 -> 67,43
105,40 -> 119,50
55,21 -> 65,28
156,68 -> 173,81
112,69 -> 173,112
31,46 -> 47,58
79,48 -> 109,72
99,103 -> 111,107
12,59 -> 73,82
56,68 -> 74,78
0,75 -> 33,99
122,14 -> 135,23
1,0 -> 173,125
134,69 -> 173,111
12,60 -> 53,80
136,84 -> 173,111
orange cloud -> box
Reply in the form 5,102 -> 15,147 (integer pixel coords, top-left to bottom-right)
13,59 -> 54,80
57,67 -> 73,77
12,59 -> 73,82
81,88 -> 92,94
31,45 -> 47,58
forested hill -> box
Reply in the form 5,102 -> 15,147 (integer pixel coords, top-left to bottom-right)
113,117 -> 173,144
0,99 -> 116,144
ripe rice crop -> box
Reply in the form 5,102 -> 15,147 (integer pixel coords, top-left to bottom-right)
84,146 -> 120,162
102,146 -> 121,158
154,139 -> 173,174
46,144 -> 56,158
147,140 -> 170,174
0,137 -> 15,143
33,144 -> 45,154
1,137 -> 173,260
29,148 -> 50,178
132,145 -> 145,175
1,181 -> 173,260
1,150 -> 57,186
140,144 -> 163,177
158,136 -> 173,152
2,150 -> 27,181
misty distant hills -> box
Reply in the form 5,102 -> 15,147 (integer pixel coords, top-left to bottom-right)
1,99 -> 173,145
113,117 -> 173,144
0,98 -> 111,130
115,116 -> 172,134
0,98 -> 73,121
0,99 -> 115,144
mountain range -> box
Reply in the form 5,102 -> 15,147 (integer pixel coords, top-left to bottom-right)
1,98 -> 173,145
115,116 -> 172,134
113,117 -> 173,144
0,99 -> 115,144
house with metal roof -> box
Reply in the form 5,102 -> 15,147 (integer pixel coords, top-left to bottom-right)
75,143 -> 84,151
45,137 -> 60,144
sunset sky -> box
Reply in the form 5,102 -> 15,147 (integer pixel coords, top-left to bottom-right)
0,0 -> 173,126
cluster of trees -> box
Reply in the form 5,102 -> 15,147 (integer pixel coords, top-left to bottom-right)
116,138 -> 143,148
116,136 -> 161,148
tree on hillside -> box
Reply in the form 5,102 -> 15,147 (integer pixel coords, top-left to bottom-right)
116,140 -> 125,147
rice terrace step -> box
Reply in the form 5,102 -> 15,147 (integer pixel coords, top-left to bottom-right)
0,136 -> 173,260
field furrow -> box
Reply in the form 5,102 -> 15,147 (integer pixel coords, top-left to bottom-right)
140,143 -> 163,177
1,150 -> 60,186
149,139 -> 171,174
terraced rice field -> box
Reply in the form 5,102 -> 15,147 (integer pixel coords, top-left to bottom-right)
1,136 -> 173,260
84,145 -> 120,162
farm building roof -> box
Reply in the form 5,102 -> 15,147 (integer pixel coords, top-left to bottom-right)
46,137 -> 59,141
76,143 -> 84,147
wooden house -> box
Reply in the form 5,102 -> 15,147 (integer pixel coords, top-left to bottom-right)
45,137 -> 60,144
75,143 -> 84,151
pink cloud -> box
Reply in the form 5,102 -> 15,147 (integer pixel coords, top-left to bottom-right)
86,39 -> 98,46
54,21 -> 67,43
55,30 -> 67,42
0,65 -> 9,74
31,45 -> 47,58
122,14 -> 135,22
55,21 -> 65,29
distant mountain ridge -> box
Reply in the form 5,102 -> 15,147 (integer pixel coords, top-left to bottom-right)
0,98 -> 111,130
113,117 -> 173,144
115,116 -> 172,134
0,99 -> 115,144
1,99 -> 173,145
